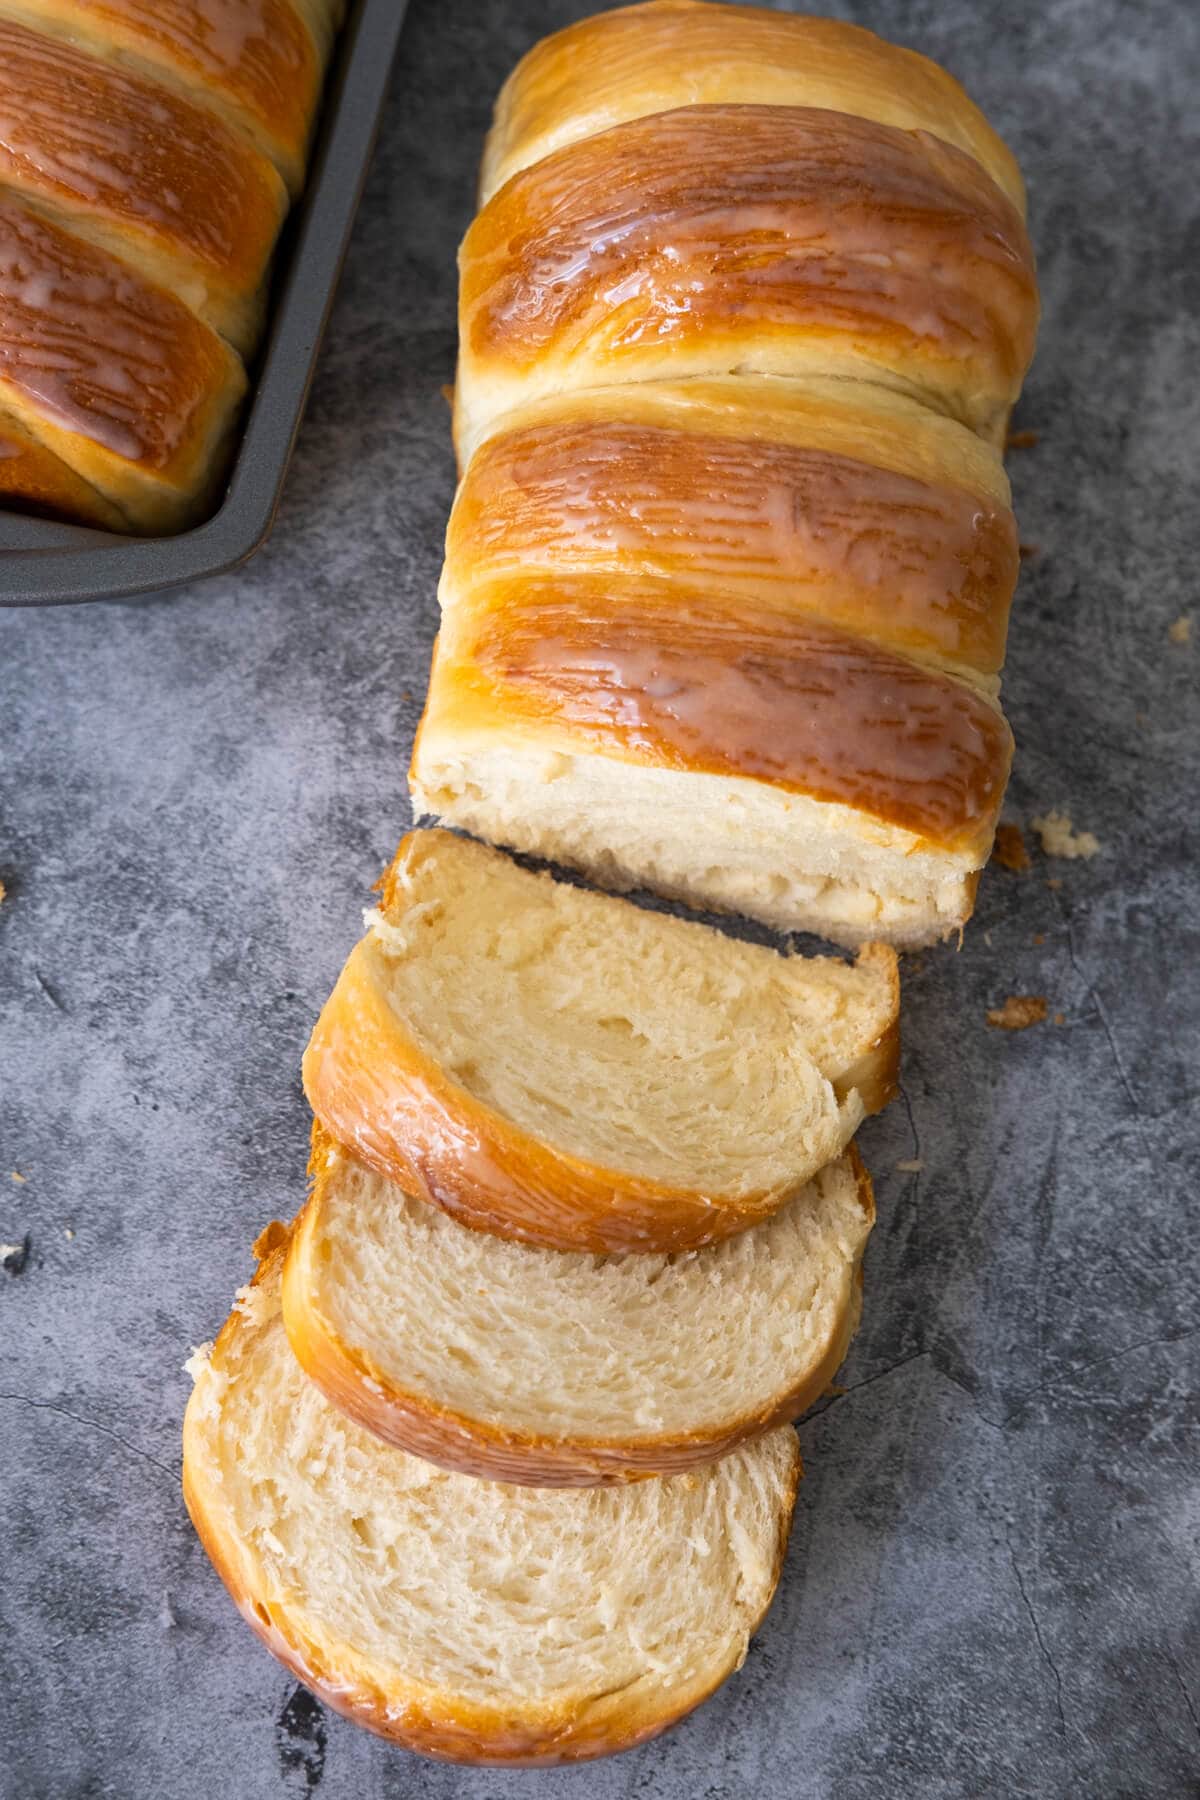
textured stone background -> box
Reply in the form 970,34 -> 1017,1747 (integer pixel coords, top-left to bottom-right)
1,1 -> 1197,1795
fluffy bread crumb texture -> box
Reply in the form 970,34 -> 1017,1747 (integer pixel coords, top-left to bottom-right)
183,1258 -> 801,1765
302,830 -> 897,1251
281,1131 -> 874,1483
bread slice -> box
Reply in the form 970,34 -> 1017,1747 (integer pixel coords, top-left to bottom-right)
302,829 -> 898,1253
282,1129 -> 873,1486
183,1250 -> 801,1766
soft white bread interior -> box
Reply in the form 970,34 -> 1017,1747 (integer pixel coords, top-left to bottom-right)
183,1252 -> 802,1766
302,829 -> 899,1252
283,1131 -> 874,1486
411,732 -> 986,950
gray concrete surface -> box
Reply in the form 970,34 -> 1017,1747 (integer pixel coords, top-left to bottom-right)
1,1 -> 1197,1794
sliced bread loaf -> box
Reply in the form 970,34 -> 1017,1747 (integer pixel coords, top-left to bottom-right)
302,830 -> 897,1253
282,1129 -> 874,1485
183,1249 -> 801,1766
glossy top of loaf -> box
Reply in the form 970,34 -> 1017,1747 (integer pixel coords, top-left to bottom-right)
0,14 -> 287,350
481,0 -> 1025,213
459,105 -> 1038,451
1,0 -> 331,193
429,577 -> 1014,853
445,381 -> 1019,679
0,196 -> 246,530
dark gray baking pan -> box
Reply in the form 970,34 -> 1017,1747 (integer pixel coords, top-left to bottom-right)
0,0 -> 408,608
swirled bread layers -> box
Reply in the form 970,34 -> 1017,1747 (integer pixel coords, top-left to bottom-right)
3,0 -> 341,194
481,0 -> 1025,213
0,0 -> 341,531
442,379 -> 1018,686
0,197 -> 246,531
0,15 -> 287,354
456,105 -> 1037,462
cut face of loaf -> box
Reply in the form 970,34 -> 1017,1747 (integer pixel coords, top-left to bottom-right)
481,0 -> 1025,212
283,1130 -> 874,1486
302,829 -> 899,1253
424,373 -> 1020,948
411,602 -> 1011,950
457,104 -> 1037,462
183,1254 -> 802,1767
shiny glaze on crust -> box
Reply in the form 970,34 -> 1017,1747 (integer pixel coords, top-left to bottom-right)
464,105 -> 1037,417
301,933 -> 842,1255
11,0 -> 321,189
0,196 -> 240,462
454,580 -> 1013,847
283,1137 -> 871,1488
451,418 -> 1019,675
0,417 -> 126,526
0,16 -> 285,294
484,0 -> 1025,211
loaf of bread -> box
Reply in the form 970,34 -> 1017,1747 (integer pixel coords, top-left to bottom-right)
183,1247 -> 801,1765
0,0 -> 343,533
283,1127 -> 874,1485
412,0 -> 1039,947
303,828 -> 898,1252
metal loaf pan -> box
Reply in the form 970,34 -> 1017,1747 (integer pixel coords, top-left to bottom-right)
0,0 -> 408,608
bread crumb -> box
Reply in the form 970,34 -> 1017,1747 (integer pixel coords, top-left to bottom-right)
992,822 -> 1031,872
895,1158 -> 923,1173
183,1343 -> 213,1383
10,1170 -> 25,1183
1006,429 -> 1040,450
983,930 -> 993,947
1046,877 -> 1062,890
987,995 -> 1048,1031
1032,933 -> 1045,946
1019,542 -> 1041,561
63,1226 -> 74,1240
439,383 -> 454,409
0,879 -> 6,903
1,1236 -> 31,1274
1032,811 -> 1101,859
251,1219 -> 290,1262
1169,614 -> 1191,645
1053,1012 -> 1066,1026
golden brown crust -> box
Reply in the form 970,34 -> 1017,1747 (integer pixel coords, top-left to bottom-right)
9,0 -> 324,193
0,15 -> 286,351
439,580 -> 1013,852
0,414 -> 128,530
447,411 -> 1018,677
482,0 -> 1024,212
303,931 -> 823,1255
184,1446 -> 799,1765
280,1131 -> 871,1485
183,1262 -> 803,1765
303,832 -> 895,1254
0,196 -> 247,531
461,105 -> 1037,443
